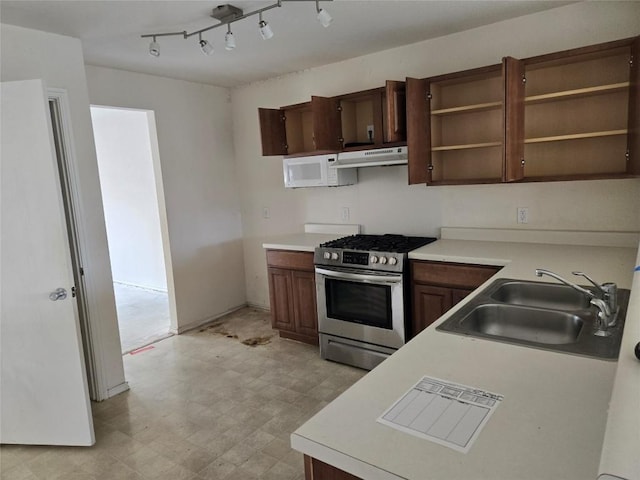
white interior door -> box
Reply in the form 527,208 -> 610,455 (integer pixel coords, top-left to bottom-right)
0,79 -> 94,446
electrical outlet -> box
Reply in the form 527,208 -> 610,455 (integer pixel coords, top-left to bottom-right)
517,207 -> 529,224
366,125 -> 374,141
341,207 -> 350,222
262,207 -> 270,219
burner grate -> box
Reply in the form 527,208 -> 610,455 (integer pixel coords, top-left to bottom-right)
320,234 -> 437,253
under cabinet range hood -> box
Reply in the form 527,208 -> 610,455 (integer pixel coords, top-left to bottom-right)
331,146 -> 408,169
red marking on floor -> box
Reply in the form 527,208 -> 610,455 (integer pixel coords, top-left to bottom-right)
129,345 -> 155,355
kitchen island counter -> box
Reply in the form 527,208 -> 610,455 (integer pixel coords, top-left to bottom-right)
292,231 -> 639,480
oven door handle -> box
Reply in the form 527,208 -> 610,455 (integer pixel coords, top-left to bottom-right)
315,267 -> 403,284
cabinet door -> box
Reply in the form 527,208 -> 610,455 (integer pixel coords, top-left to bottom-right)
628,35 -> 640,175
258,108 -> 287,156
311,96 -> 342,151
384,80 -> 406,143
292,270 -> 318,340
268,268 -> 295,332
412,284 -> 452,337
406,77 -> 430,185
504,56 -> 525,182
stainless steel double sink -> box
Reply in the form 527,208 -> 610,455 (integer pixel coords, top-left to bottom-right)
436,278 -> 629,360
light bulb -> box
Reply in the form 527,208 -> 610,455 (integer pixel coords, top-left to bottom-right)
259,20 -> 273,40
199,38 -> 214,55
225,28 -> 236,50
149,38 -> 160,57
316,8 -> 332,27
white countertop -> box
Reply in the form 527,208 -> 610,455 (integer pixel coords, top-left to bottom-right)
262,232 -> 343,252
291,235 -> 640,480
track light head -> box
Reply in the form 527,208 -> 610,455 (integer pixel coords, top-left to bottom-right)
258,13 -> 274,40
225,24 -> 236,50
199,33 -> 214,55
149,37 -> 160,57
315,1 -> 332,28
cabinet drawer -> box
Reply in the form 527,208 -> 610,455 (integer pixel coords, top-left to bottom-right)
266,250 -> 314,271
411,260 -> 500,288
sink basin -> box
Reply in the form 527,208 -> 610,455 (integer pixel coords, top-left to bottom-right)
490,281 -> 590,310
458,304 -> 583,345
436,278 -> 630,360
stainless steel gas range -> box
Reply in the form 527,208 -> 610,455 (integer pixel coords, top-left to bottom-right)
314,234 -> 437,370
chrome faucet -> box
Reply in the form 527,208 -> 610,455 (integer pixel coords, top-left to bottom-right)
535,268 -> 618,336
571,271 -> 618,320
534,269 -> 595,299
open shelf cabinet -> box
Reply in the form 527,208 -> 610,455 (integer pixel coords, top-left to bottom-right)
519,37 -> 640,181
258,81 -> 406,158
258,96 -> 341,157
407,58 -> 524,185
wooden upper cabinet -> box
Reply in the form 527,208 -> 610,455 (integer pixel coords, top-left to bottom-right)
258,81 -> 406,157
504,56 -> 525,182
629,36 -> 640,175
384,80 -> 407,143
258,98 -> 339,157
336,81 -> 407,150
258,107 -> 287,156
311,96 -> 342,152
520,36 -> 640,181
406,77 -> 429,185
407,63 -> 508,185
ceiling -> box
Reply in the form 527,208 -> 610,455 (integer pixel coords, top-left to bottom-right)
0,0 -> 573,88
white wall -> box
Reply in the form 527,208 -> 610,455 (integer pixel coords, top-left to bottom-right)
91,107 -> 168,291
0,24 -> 127,399
85,67 -> 246,332
231,1 -> 640,309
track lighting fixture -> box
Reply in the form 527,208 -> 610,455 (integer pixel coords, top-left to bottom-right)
141,1 -> 334,57
148,36 -> 160,57
225,24 -> 236,50
315,0 -> 332,28
258,13 -> 274,40
199,33 -> 214,55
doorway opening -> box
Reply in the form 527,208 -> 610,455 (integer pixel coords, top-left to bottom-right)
90,106 -> 176,354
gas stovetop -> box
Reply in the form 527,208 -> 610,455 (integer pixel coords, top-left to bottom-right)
315,234 -> 438,272
320,234 -> 437,253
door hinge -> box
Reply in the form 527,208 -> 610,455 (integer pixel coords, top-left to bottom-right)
79,267 -> 85,276
626,149 -> 630,162
522,75 -> 526,84
426,92 -> 432,100
427,164 -> 434,171
71,286 -> 77,298
521,158 -> 525,167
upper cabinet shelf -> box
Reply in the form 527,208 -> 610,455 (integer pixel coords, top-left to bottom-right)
524,82 -> 630,104
406,35 -> 639,186
258,81 -> 406,157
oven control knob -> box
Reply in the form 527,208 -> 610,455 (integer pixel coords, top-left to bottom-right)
389,257 -> 398,265
371,255 -> 378,264
323,251 -> 331,260
331,252 -> 339,260
379,256 -> 388,264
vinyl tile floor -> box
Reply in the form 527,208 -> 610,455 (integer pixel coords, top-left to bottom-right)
0,307 -> 366,480
113,283 -> 172,354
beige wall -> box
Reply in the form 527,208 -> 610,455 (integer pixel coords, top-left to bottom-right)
86,66 -> 246,333
0,24 -> 127,399
231,2 -> 640,309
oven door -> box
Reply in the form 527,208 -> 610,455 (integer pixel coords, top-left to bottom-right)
315,266 -> 405,349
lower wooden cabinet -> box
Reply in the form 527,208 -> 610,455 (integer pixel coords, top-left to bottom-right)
266,250 -> 318,345
304,455 -> 362,480
410,260 -> 501,337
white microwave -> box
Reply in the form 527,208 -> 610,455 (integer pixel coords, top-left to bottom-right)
283,154 -> 357,188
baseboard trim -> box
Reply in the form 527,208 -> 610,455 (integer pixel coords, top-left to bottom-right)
106,381 -> 130,399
